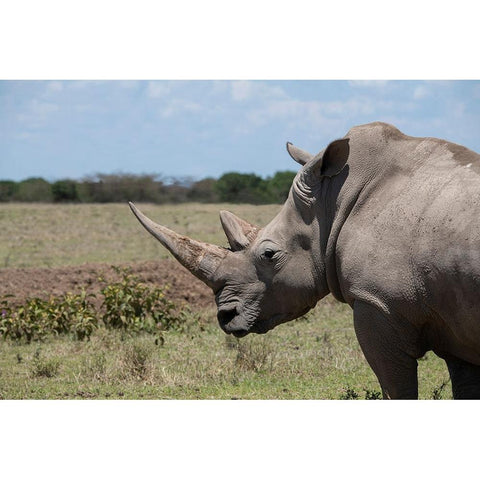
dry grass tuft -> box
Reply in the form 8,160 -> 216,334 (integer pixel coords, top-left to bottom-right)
116,339 -> 157,383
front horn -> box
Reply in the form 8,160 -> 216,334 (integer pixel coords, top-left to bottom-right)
129,202 -> 227,289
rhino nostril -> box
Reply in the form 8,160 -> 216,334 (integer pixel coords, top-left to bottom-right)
217,306 -> 238,326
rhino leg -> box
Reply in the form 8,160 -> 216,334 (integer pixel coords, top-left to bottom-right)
353,301 -> 419,399
444,356 -> 480,399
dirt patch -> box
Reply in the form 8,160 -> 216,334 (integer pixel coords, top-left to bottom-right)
0,259 -> 215,310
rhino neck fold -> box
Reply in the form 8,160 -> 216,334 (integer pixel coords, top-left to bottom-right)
320,169 -> 368,305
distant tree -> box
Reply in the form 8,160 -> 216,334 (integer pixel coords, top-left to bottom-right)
266,171 -> 297,203
14,177 -> 52,202
215,172 -> 269,204
77,174 -> 167,203
51,180 -> 79,202
0,180 -> 19,201
0,170 -> 298,204
187,178 -> 219,203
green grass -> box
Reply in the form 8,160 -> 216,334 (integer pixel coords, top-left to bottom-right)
0,202 -> 452,399
0,299 -> 451,399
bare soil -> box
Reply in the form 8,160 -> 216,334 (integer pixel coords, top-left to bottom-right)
0,260 -> 214,310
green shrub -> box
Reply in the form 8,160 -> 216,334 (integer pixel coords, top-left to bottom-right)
100,266 -> 182,336
0,267 -> 185,343
61,291 -> 98,340
1,297 -> 63,343
0,291 -> 97,343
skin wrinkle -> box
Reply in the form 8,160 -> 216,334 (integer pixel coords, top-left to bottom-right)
323,167 -> 366,304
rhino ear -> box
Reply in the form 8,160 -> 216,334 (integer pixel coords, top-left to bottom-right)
219,210 -> 260,251
286,142 -> 313,166
308,138 -> 350,178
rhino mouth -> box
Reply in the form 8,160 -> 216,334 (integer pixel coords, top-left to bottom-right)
217,304 -> 314,337
217,306 -> 304,337
217,305 -> 271,338
218,314 -> 275,337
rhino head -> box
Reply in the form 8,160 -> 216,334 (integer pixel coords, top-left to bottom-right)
129,137 -> 350,337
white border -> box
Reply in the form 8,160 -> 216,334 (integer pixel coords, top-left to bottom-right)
1,1 -> 479,79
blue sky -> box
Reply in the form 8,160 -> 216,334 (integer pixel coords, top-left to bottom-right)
1,80 -> 479,182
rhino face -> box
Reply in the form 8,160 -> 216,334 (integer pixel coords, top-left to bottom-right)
129,136 -> 350,336
211,206 -> 322,336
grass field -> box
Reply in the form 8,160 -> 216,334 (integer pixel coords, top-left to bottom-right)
0,202 -> 452,399
0,202 -> 281,268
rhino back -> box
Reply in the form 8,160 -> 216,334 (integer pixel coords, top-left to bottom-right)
335,124 -> 480,362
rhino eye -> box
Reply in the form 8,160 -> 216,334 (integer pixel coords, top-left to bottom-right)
264,249 -> 275,259
258,243 -> 281,262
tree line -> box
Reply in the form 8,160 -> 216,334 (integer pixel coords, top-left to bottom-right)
0,171 -> 297,205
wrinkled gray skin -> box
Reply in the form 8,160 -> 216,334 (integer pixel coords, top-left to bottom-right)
129,122 -> 480,399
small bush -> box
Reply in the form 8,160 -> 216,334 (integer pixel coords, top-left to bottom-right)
0,267 -> 185,343
0,291 -> 97,343
1,297 -> 63,343
100,266 -> 183,336
61,291 -> 98,340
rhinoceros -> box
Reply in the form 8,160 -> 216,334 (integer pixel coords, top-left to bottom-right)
129,121 -> 480,399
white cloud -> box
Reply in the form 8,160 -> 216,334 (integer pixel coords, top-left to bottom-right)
160,99 -> 202,118
413,85 -> 431,99
245,96 -> 381,130
231,80 -> 252,101
31,99 -> 59,115
147,81 -> 171,98
231,80 -> 286,102
47,81 -> 63,92
16,99 -> 59,128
